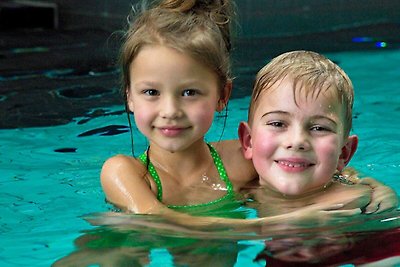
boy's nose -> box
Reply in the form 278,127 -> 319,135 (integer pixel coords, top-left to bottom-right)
286,142 -> 308,151
285,128 -> 311,151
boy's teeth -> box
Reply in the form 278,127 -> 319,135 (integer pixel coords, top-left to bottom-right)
278,161 -> 306,167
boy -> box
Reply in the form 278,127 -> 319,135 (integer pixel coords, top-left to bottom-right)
239,50 -> 372,215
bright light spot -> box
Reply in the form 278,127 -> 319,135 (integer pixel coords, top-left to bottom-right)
376,42 -> 387,48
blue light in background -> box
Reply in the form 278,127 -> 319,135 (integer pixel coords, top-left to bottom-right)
375,42 -> 387,48
352,36 -> 373,43
352,37 -> 388,48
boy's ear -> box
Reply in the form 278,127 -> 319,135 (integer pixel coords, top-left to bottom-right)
238,121 -> 253,160
216,80 -> 232,112
337,135 -> 358,171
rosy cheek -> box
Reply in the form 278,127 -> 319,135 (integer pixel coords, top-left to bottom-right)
317,139 -> 341,163
133,112 -> 150,130
252,135 -> 275,161
195,104 -> 215,125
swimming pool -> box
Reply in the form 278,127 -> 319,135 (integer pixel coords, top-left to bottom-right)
1,47 -> 400,266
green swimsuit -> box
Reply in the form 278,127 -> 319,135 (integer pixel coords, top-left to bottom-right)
138,143 -> 236,211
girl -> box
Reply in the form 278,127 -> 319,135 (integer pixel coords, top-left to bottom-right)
101,0 -> 255,215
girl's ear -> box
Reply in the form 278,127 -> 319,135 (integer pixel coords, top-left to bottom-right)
238,121 -> 253,160
126,87 -> 134,112
216,80 -> 232,112
337,135 -> 358,171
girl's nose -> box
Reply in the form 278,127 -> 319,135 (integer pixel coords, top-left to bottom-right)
160,97 -> 182,119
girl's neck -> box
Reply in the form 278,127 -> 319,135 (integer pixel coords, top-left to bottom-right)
147,139 -> 212,181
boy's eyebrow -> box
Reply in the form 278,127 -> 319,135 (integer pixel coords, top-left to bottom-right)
310,115 -> 339,125
261,112 -> 339,125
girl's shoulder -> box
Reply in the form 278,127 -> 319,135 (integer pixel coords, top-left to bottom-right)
210,140 -> 257,190
100,154 -> 155,211
101,154 -> 146,176
101,154 -> 149,190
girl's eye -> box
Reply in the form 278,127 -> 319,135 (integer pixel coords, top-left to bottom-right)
143,89 -> 159,96
182,89 -> 198,97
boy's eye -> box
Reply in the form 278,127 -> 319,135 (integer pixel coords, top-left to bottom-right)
182,89 -> 198,97
143,89 -> 159,96
267,121 -> 285,128
310,125 -> 329,132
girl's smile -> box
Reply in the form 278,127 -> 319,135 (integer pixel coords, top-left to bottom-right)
158,126 -> 190,137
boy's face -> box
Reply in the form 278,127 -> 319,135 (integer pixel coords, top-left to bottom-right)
240,78 -> 356,196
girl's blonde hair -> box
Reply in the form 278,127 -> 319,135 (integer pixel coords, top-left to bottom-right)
120,0 -> 233,101
249,50 -> 354,136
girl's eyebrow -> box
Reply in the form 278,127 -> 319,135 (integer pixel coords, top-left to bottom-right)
133,81 -> 159,87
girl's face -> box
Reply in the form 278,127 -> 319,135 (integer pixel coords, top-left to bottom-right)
243,78 -> 353,196
127,45 -> 224,153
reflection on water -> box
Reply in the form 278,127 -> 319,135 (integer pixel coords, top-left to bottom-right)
53,210 -> 400,266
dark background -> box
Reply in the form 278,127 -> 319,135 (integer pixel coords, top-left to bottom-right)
1,0 -> 399,128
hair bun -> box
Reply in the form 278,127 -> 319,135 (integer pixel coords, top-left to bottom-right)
160,0 -> 229,14
159,0 -> 232,51
159,0 -> 196,12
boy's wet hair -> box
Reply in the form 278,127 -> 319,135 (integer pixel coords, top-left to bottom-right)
249,50 -> 354,136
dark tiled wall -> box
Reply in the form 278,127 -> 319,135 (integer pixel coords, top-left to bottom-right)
36,0 -> 132,30
35,0 -> 400,36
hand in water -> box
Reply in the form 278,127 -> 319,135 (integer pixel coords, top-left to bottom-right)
360,177 -> 399,213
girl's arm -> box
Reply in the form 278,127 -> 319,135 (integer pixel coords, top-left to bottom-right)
101,155 -> 166,214
89,201 -> 362,237
342,167 -> 399,213
360,177 -> 399,213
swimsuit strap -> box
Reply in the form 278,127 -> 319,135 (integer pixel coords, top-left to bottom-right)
138,143 -> 234,208
138,152 -> 163,201
207,143 -> 234,194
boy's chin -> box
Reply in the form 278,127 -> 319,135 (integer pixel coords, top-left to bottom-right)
259,181 -> 304,197
263,182 -> 321,198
